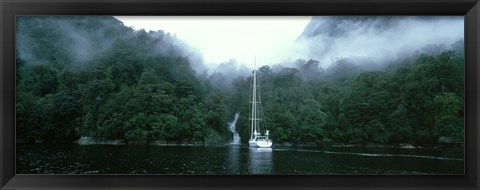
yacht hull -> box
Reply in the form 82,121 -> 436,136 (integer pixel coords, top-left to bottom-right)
249,139 -> 273,148
248,140 -> 257,147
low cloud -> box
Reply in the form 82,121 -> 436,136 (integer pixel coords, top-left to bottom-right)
292,16 -> 464,68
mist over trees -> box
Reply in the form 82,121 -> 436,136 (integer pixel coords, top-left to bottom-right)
16,16 -> 464,145
296,16 -> 464,69
233,48 -> 464,144
16,16 -> 232,144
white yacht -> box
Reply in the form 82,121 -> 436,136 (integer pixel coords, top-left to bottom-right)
248,58 -> 272,148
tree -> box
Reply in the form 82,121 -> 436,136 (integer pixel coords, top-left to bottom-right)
387,104 -> 413,142
297,99 -> 328,142
124,113 -> 149,143
432,92 -> 463,143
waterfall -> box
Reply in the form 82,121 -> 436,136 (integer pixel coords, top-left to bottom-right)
228,112 -> 241,144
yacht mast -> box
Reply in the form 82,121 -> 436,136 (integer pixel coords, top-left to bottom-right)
250,57 -> 257,140
248,56 -> 272,148
254,57 -> 258,137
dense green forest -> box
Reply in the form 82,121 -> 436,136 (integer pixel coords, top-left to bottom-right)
16,16 -> 464,145
233,50 -> 464,144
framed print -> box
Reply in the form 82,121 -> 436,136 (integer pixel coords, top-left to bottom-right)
1,0 -> 479,189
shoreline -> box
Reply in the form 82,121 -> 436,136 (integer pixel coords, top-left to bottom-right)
17,138 -> 464,150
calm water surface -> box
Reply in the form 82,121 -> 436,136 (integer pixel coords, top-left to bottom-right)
16,144 -> 463,174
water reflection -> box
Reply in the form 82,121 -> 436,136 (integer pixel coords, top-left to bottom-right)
16,144 -> 464,174
226,145 -> 241,173
248,147 -> 273,174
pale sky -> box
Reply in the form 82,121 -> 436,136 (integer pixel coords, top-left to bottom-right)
115,16 -> 312,68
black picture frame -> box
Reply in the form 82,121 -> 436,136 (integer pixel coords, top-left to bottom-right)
1,0 -> 479,189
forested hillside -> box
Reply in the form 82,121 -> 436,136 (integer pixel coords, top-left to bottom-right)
16,16 -> 464,145
233,49 -> 464,144
16,16 -> 234,144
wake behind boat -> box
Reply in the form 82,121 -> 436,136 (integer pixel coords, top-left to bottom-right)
248,57 -> 272,148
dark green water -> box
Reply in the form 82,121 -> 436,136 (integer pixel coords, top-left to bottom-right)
16,144 -> 464,174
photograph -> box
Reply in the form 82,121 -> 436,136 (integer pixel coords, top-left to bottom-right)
15,15 -> 465,175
